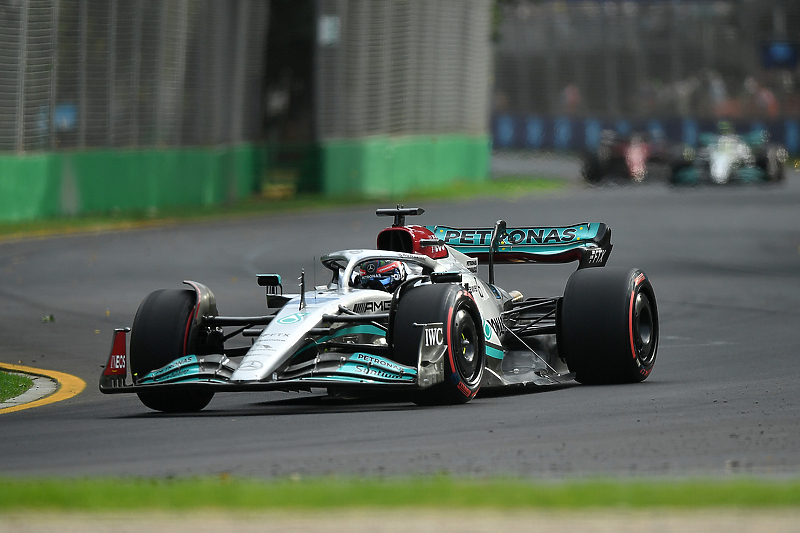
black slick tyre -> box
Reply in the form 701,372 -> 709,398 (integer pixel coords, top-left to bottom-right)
129,288 -> 214,412
766,146 -> 785,182
391,283 -> 485,405
558,267 -> 658,384
581,152 -> 603,184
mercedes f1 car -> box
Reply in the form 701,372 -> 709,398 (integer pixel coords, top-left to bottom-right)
100,207 -> 659,411
671,128 -> 787,185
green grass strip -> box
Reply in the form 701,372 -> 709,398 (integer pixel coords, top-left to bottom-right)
0,477 -> 798,511
0,371 -> 33,403
0,177 -> 563,241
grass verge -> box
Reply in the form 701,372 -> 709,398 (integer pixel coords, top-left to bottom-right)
0,176 -> 563,241
0,371 -> 33,403
0,477 -> 799,511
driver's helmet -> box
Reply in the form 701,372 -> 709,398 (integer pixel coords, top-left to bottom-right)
718,121 -> 734,135
351,259 -> 408,292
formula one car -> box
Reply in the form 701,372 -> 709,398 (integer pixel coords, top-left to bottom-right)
671,128 -> 787,185
582,130 -> 672,183
100,207 -> 659,411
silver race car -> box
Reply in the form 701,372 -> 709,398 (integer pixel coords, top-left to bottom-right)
671,128 -> 787,185
101,207 -> 659,411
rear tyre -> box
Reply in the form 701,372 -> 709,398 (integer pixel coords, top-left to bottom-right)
130,289 -> 214,412
558,268 -> 658,384
762,146 -> 785,182
391,283 -> 485,405
581,152 -> 603,184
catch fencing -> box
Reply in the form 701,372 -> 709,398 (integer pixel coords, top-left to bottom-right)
0,0 -> 268,153
314,0 -> 492,140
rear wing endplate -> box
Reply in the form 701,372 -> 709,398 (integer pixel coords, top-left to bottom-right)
424,223 -> 612,268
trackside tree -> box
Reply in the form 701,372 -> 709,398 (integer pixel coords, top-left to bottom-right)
0,0 -> 493,223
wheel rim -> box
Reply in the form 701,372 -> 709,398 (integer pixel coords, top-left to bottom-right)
453,308 -> 480,384
633,292 -> 655,365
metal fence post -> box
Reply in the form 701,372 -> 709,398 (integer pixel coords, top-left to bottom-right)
175,0 -> 189,146
16,0 -> 28,152
132,0 -> 142,146
49,0 -> 59,150
229,0 -> 247,143
109,0 -> 117,146
79,0 -> 87,149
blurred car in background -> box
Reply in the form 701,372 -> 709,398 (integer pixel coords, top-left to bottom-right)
582,130 -> 673,184
671,125 -> 788,185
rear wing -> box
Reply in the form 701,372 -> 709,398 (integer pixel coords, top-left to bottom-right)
424,223 -> 612,268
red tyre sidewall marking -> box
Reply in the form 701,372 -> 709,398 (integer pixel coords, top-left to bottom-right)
447,292 -> 479,399
463,291 -> 480,398
183,296 -> 200,357
629,273 -> 646,362
182,312 -> 193,357
446,305 -> 456,375
446,304 -> 474,399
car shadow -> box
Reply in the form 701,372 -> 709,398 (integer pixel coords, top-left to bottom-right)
119,390 -> 424,418
117,381 -> 589,418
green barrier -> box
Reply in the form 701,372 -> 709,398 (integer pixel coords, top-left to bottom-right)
0,134 -> 489,222
319,134 -> 490,196
0,154 -> 61,222
0,146 -> 266,222
63,147 -> 262,213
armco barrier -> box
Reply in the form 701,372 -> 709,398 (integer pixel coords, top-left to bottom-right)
493,115 -> 800,154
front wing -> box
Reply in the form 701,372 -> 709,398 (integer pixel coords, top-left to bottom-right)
100,322 -> 447,395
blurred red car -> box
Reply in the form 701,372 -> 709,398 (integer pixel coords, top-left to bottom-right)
582,130 -> 673,183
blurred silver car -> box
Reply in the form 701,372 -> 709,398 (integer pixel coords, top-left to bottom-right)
672,127 -> 787,185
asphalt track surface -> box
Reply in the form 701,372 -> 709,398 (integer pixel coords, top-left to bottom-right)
1,166 -> 799,480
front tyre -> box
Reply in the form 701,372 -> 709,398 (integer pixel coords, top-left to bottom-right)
558,268 -> 658,384
130,289 -> 214,412
391,283 -> 485,405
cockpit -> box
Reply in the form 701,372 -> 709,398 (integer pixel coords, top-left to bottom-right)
321,250 -> 436,292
